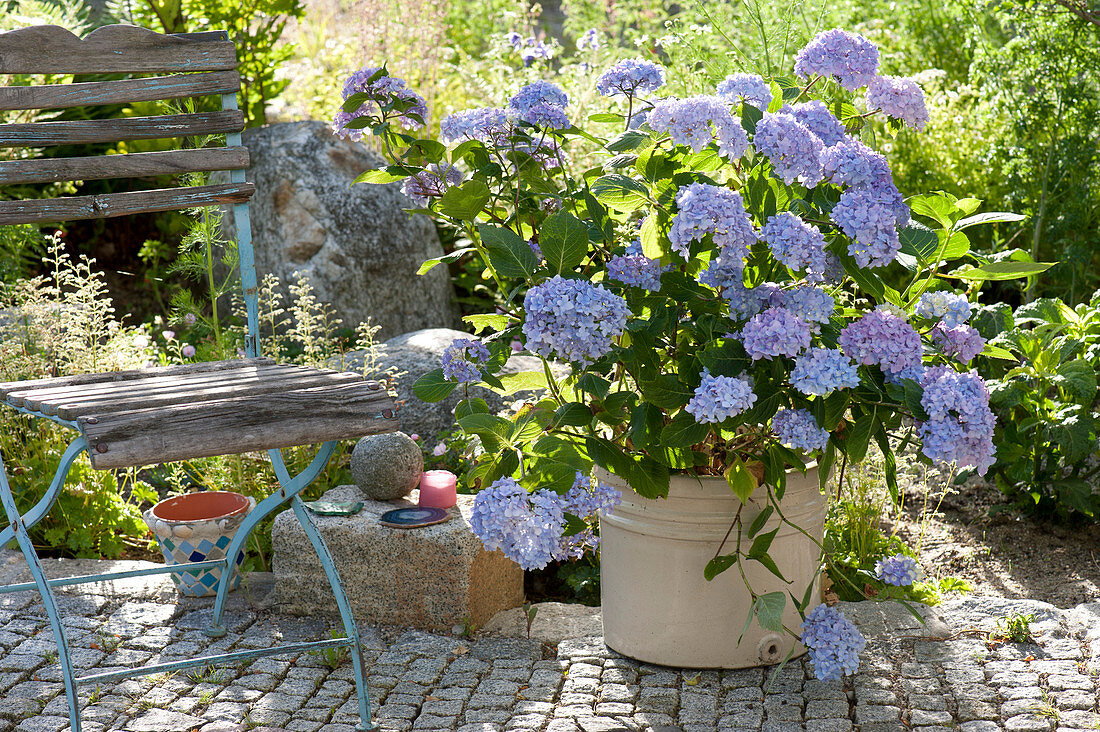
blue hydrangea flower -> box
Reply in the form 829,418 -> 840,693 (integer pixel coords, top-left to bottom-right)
698,259 -> 747,292
439,107 -> 509,145
790,348 -> 860,396
509,81 -> 569,113
723,281 -> 785,320
762,213 -> 829,280
916,291 -> 972,328
716,72 -> 773,110
334,68 -> 428,139
578,28 -> 601,50
822,252 -> 846,284
564,472 -> 622,518
800,604 -> 866,681
647,96 -> 749,160
440,337 -> 490,383
772,408 -> 830,452
794,29 -> 880,90
838,310 -> 922,375
685,369 -> 758,424
820,139 -> 892,189
519,38 -> 553,66
512,101 -> 570,130
753,112 -> 825,187
607,240 -> 668,291
522,276 -> 629,365
830,187 -> 903,268
918,366 -> 996,475
783,285 -> 835,327
866,75 -> 929,130
740,307 -> 813,361
931,323 -> 985,364
782,100 -> 848,146
875,554 -> 919,586
668,183 -> 757,264
470,478 -> 566,570
401,163 -> 464,207
596,58 -> 666,98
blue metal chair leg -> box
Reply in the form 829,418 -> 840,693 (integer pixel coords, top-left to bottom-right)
204,442 -> 339,637
291,495 -> 377,731
0,453 -> 82,732
0,437 -> 87,548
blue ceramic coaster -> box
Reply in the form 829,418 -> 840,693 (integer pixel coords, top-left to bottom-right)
379,506 -> 451,529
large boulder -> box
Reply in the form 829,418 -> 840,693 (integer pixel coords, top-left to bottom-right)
240,121 -> 458,340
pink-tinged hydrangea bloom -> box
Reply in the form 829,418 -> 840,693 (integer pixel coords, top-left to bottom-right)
334,67 -> 428,140
522,276 -> 629,365
782,101 -> 848,146
741,307 -> 813,360
647,96 -> 749,160
668,183 -> 758,265
607,240 -> 668,291
830,187 -> 903,267
866,75 -> 929,130
772,408 -> 830,452
509,81 -> 569,112
917,291 -> 972,328
439,107 -> 509,145
441,338 -> 490,383
753,112 -> 825,187
401,164 -> 464,207
931,323 -> 985,364
685,369 -> 758,424
761,213 -> 829,280
596,58 -> 666,97
716,72 -> 773,110
838,310 -> 922,375
875,554 -> 919,586
470,477 -> 566,570
790,347 -> 860,395
801,604 -> 866,681
917,366 -> 996,475
784,285 -> 835,327
181,344 -> 196,358
794,29 -> 880,90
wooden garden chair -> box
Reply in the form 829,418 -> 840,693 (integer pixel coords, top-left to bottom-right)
0,23 -> 397,732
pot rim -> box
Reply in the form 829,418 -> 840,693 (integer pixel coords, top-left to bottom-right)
149,490 -> 252,523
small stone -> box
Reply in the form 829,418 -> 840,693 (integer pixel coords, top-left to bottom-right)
350,433 -> 423,500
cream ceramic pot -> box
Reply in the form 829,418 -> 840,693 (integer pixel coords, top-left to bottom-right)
597,466 -> 825,668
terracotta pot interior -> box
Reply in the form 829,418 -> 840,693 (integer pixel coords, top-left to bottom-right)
152,491 -> 250,522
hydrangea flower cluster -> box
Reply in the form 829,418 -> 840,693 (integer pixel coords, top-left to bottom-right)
607,240 -> 668,291
838,310 -> 923,375
508,34 -> 553,65
685,369 -> 758,424
577,28 -> 601,50
801,604 -> 866,681
401,164 -> 464,207
647,96 -> 749,160
753,112 -> 825,187
820,139 -> 892,189
669,183 -> 757,265
522,276 -> 629,365
918,366 -> 996,474
772,408 -> 830,452
716,72 -> 773,110
917,291 -> 972,327
782,101 -> 848,146
439,107 -> 509,145
509,81 -> 569,115
333,67 -> 428,140
723,281 -> 785,319
440,338 -> 490,383
875,554 -> 919,586
790,348 -> 861,395
866,75 -> 929,130
470,477 -> 565,570
783,285 -> 836,327
596,58 -> 666,98
831,187 -> 904,268
741,307 -> 813,361
794,29 -> 880,90
761,213 -> 829,280
931,323 -> 986,363
554,472 -> 622,560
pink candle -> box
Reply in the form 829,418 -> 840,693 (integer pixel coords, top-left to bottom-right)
418,470 -> 458,509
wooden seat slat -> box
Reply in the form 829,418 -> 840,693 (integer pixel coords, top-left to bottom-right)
0,358 -> 275,398
10,364 -> 313,410
0,111 -> 245,148
79,381 -> 399,470
52,371 -> 365,420
0,182 -> 255,225
0,147 -> 251,186
0,71 -> 242,112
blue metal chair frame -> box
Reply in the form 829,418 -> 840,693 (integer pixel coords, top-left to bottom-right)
0,70 -> 378,732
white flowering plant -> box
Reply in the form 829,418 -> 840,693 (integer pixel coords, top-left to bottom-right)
338,29 -> 1049,678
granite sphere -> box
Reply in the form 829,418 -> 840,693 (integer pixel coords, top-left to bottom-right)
350,432 -> 423,500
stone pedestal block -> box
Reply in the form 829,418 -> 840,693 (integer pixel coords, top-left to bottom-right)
270,485 -> 523,631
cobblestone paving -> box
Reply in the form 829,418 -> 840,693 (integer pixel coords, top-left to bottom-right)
0,586 -> 1096,732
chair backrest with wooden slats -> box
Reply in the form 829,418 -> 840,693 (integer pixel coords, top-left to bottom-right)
0,24 -> 262,357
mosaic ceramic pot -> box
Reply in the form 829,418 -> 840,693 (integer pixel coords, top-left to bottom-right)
144,491 -> 254,597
